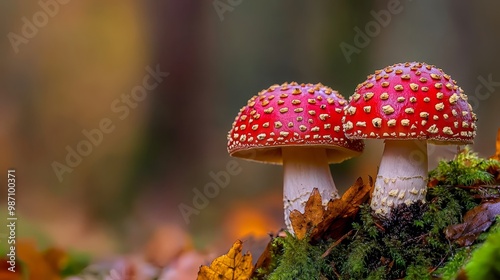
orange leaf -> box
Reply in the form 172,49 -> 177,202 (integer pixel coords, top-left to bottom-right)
0,259 -> 22,280
490,128 -> 500,161
197,240 -> 253,280
290,188 -> 325,240
16,239 -> 62,280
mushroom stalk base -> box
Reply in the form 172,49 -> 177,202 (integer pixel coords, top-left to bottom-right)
282,147 -> 339,233
371,140 -> 428,217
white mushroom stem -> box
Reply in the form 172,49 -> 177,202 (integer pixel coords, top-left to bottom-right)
282,146 -> 339,233
371,140 -> 428,217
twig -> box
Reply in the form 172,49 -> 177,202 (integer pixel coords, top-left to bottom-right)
321,230 -> 354,258
428,251 -> 449,275
374,222 -> 386,232
330,262 -> 341,279
402,233 -> 429,246
457,185 -> 500,189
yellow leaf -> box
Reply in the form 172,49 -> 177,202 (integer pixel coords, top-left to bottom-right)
197,240 -> 253,280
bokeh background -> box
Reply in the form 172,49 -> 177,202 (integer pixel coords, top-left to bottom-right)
1,0 -> 499,273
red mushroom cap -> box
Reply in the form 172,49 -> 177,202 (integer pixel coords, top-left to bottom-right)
227,82 -> 364,164
343,62 -> 477,144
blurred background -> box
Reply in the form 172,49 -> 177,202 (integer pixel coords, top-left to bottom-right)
0,0 -> 499,273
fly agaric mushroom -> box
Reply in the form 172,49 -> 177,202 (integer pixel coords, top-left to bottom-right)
227,82 -> 364,232
343,62 -> 477,216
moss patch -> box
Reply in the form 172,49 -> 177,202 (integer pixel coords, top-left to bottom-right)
256,148 -> 500,279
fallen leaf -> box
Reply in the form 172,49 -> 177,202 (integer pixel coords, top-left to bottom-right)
251,235 -> 282,278
490,128 -> 500,161
445,198 -> 500,246
288,177 -> 372,242
197,240 -> 253,280
290,188 -> 325,240
312,177 -> 372,241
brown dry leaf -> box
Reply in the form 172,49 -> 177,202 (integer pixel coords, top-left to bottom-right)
445,198 -> 500,246
287,177 -> 372,241
490,128 -> 500,161
312,177 -> 373,241
197,240 -> 253,280
290,188 -> 325,240
251,239 -> 274,277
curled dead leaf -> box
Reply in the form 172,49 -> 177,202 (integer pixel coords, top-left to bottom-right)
290,188 -> 325,240
445,198 -> 500,246
197,240 -> 253,280
288,177 -> 373,241
312,177 -> 372,241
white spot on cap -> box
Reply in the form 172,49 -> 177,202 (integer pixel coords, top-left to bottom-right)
427,124 -> 438,134
364,92 -> 374,100
435,102 -> 445,111
344,121 -> 354,130
383,105 -> 395,114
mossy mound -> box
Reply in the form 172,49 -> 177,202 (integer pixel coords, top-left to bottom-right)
255,148 -> 500,280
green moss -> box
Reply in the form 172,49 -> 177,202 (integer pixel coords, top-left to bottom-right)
326,203 -> 441,279
429,146 -> 500,187
435,247 -> 471,280
266,232 -> 331,280
261,148 -> 500,279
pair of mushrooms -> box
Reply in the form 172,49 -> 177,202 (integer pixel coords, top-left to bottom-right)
227,62 -> 477,232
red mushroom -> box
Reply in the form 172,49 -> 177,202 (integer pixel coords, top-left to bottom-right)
228,82 -> 364,231
343,62 -> 477,216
